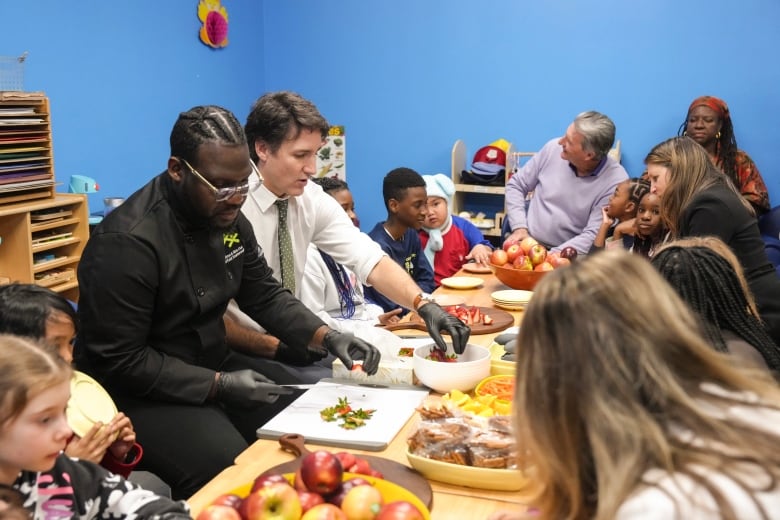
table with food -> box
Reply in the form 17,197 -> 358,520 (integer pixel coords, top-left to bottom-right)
188,249 -> 559,520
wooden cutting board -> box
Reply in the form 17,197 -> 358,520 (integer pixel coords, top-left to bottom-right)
260,433 -> 434,509
381,306 -> 514,335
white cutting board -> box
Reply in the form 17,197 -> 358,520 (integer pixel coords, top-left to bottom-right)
257,380 -> 429,451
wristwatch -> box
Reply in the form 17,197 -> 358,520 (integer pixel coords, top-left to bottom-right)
413,292 -> 435,311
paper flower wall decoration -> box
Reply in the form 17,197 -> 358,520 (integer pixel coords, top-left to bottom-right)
198,0 -> 229,48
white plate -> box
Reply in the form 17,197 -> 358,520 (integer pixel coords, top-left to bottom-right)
441,276 -> 484,290
66,371 -> 118,437
492,301 -> 527,311
490,290 -> 534,304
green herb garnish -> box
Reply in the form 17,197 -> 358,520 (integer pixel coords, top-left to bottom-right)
320,396 -> 375,430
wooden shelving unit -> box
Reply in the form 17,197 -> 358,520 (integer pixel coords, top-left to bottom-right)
450,139 -> 520,240
0,193 -> 88,301
0,91 -> 56,204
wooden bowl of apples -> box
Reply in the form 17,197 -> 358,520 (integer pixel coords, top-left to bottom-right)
488,238 -> 576,290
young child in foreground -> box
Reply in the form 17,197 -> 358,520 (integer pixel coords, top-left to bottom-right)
593,177 -> 650,250
0,283 -> 170,494
0,334 -> 189,518
419,173 -> 492,285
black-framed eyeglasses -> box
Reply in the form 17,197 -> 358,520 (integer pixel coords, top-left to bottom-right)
179,158 -> 255,202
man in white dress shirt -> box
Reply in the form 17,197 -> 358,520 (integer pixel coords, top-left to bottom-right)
225,91 -> 469,382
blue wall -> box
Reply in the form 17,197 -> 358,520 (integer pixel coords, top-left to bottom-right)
264,0 -> 780,229
0,1 -> 265,212
2,0 -> 778,230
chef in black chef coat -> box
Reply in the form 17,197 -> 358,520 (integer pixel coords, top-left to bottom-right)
74,105 -> 380,500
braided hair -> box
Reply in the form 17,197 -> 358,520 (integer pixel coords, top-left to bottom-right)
311,176 -> 357,319
170,105 -> 246,164
626,177 -> 651,207
651,245 -> 780,370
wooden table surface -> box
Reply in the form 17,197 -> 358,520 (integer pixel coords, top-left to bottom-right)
188,269 -> 532,519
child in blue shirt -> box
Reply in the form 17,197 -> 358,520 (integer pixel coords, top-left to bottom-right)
366,167 -> 435,312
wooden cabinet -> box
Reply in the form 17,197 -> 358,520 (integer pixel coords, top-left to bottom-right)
0,194 -> 89,301
0,91 -> 56,203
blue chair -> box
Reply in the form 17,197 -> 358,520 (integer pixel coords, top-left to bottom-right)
758,205 -> 780,240
758,205 -> 780,275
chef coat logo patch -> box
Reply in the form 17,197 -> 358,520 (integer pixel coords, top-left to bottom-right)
223,233 -> 240,248
223,232 -> 244,264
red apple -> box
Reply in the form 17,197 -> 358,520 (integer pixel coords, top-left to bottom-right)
327,477 -> 373,507
375,500 -> 425,520
490,249 -> 508,266
341,484 -> 384,520
550,256 -> 571,268
528,243 -> 548,266
197,504 -> 242,520
347,457 -> 372,476
502,239 -> 518,252
251,473 -> 289,494
533,261 -> 554,272
301,503 -> 347,520
210,493 -> 243,510
300,450 -> 344,495
298,491 -> 326,513
512,255 -> 533,271
519,236 -> 539,254
243,482 -> 301,520
560,246 -> 578,261
505,244 -> 522,263
335,451 -> 357,471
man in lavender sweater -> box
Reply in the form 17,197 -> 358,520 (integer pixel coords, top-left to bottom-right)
504,111 -> 628,255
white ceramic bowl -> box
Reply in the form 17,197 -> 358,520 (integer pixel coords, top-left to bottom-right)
413,343 -> 491,393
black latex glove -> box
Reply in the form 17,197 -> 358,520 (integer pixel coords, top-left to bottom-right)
322,330 -> 381,375
274,340 -> 329,366
418,301 -> 471,354
214,369 -> 292,408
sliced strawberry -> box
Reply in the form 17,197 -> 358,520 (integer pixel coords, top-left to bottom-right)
482,314 -> 493,325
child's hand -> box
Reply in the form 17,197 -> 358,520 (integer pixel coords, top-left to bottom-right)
614,218 -> 637,239
466,244 -> 492,265
378,307 -> 403,325
65,422 -> 115,463
107,412 -> 136,461
600,206 -> 615,228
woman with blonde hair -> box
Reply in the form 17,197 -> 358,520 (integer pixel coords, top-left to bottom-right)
495,250 -> 780,520
645,136 -> 780,346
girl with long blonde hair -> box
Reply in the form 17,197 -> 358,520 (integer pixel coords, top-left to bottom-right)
500,251 -> 780,520
645,136 -> 780,347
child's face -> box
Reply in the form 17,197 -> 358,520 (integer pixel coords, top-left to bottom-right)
636,193 -> 662,238
606,181 -> 631,219
331,188 -> 359,227
45,311 -> 76,365
390,187 -> 428,230
424,196 -> 448,229
0,380 -> 71,477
